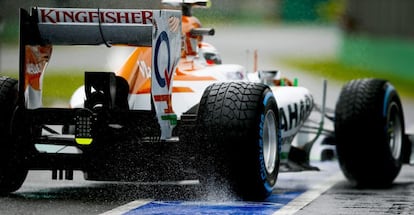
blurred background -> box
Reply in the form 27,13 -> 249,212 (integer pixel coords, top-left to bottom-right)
0,0 -> 413,98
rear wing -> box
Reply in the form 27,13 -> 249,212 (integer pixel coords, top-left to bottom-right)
21,7 -> 175,46
19,7 -> 182,139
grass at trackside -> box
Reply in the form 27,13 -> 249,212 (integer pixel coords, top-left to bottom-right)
2,58 -> 414,104
281,58 -> 414,99
1,70 -> 84,105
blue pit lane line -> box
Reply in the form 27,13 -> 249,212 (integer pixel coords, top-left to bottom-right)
101,166 -> 343,215
102,191 -> 304,215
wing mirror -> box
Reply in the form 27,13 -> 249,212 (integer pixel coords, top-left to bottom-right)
258,70 -> 280,85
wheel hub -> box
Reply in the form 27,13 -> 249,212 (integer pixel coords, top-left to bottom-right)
263,110 -> 278,173
387,102 -> 403,160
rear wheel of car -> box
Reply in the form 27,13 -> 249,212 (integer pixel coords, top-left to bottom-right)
335,78 -> 406,187
197,82 -> 281,200
0,76 -> 28,194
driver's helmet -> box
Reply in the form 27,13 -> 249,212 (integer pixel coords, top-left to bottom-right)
199,42 -> 222,65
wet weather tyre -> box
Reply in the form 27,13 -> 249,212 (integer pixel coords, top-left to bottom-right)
335,78 -> 406,187
197,82 -> 281,200
0,76 -> 28,194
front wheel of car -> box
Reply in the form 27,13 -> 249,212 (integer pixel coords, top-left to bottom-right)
335,78 -> 406,187
197,82 -> 281,200
0,76 -> 28,194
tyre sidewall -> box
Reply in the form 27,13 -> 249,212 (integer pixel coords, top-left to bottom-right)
255,89 -> 280,193
381,83 -> 404,170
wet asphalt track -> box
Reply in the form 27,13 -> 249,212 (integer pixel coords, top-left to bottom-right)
0,161 -> 340,215
1,25 -> 414,214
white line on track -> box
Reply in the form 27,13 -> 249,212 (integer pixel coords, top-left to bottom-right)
272,172 -> 344,215
99,200 -> 153,215
98,180 -> 198,215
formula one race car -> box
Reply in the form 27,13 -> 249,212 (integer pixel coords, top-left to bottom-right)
0,0 -> 413,201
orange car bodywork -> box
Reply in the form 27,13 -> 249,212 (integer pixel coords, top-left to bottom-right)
115,15 -> 217,96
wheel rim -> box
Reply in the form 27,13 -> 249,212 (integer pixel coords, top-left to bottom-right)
263,110 -> 278,174
387,102 -> 403,160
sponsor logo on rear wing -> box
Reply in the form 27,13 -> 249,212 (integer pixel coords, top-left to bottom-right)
38,8 -> 154,24
34,7 -> 161,46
